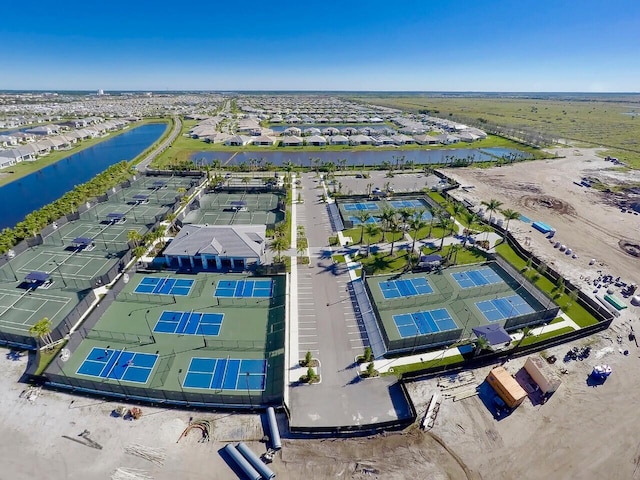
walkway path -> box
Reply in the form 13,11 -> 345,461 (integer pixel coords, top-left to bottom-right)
136,116 -> 182,171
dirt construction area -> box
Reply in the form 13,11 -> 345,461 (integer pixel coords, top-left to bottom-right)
0,352 -> 467,480
444,148 -> 640,289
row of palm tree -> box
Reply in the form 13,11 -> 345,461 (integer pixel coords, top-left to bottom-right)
129,225 -> 167,260
0,161 -> 135,254
354,205 -> 458,258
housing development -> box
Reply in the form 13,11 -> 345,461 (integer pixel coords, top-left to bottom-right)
0,90 -> 638,480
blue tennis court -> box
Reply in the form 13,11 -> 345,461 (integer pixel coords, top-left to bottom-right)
379,277 -> 433,299
183,357 -> 267,391
76,348 -> 157,384
389,199 -> 425,209
134,277 -> 194,296
214,279 -> 272,298
393,308 -> 458,338
153,310 -> 224,336
475,294 -> 535,322
451,267 -> 503,289
343,202 -> 379,211
349,215 -> 378,225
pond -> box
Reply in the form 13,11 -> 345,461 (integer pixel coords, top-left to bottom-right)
190,147 -> 530,168
0,123 -> 167,229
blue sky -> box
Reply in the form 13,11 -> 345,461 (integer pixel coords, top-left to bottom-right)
2,0 -> 639,91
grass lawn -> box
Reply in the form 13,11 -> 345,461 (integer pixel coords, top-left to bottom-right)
0,119 -> 169,188
343,227 -> 404,246
389,353 -> 465,377
332,254 -> 346,263
519,326 -> 575,347
356,250 -> 412,275
495,243 -> 599,327
421,244 -> 489,265
35,341 -> 66,376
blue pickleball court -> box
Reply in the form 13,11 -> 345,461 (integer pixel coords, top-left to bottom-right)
153,310 -> 224,336
182,357 -> 267,391
133,276 -> 194,296
214,279 -> 272,298
76,348 -> 158,384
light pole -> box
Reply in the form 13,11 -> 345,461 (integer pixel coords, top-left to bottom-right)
51,260 -> 67,287
246,372 -> 252,409
5,250 -> 17,281
145,309 -> 156,343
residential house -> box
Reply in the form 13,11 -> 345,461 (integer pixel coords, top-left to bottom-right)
349,134 -> 373,146
414,134 -> 440,145
283,127 -> 302,136
305,135 -> 327,146
0,135 -> 18,147
329,135 -> 349,145
252,135 -> 277,146
281,136 -> 304,147
225,135 -> 252,147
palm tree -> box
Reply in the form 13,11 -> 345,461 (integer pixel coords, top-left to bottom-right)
427,206 -> 443,238
481,198 -> 503,225
500,208 -> 521,233
516,326 -> 533,348
363,223 -> 380,257
447,243 -> 461,265
356,211 -> 372,244
398,207 -> 415,231
388,219 -> 402,255
377,207 -> 397,243
437,217 -> 454,250
462,211 -> 479,247
408,215 -> 428,258
270,236 -> 288,262
29,317 -> 53,347
127,229 -> 142,247
132,245 -> 147,260
473,335 -> 491,356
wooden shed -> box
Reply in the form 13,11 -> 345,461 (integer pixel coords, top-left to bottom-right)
486,367 -> 527,409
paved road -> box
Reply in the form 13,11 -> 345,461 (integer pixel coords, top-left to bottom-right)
136,116 -> 182,172
288,173 -> 413,429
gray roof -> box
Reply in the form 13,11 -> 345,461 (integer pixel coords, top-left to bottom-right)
164,224 -> 266,258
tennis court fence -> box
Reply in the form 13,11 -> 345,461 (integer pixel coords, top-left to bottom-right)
118,291 -> 177,305
214,297 -> 272,308
80,327 -> 156,346
199,338 -> 266,352
149,349 -> 176,389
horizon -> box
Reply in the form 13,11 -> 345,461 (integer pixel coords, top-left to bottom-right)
2,0 -> 639,91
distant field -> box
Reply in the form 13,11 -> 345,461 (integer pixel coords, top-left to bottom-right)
354,96 -> 640,168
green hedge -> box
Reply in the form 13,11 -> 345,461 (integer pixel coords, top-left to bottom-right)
0,161 -> 135,254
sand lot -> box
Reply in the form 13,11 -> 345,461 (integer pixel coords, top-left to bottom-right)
444,148 -> 640,290
407,316 -> 640,480
0,352 -> 466,480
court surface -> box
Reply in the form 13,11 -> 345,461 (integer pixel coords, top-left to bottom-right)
0,287 -> 71,333
475,294 -> 535,322
183,357 -> 267,391
214,279 -> 272,298
379,277 -> 433,299
388,199 -> 425,209
393,308 -> 458,338
153,310 -> 224,336
349,215 -> 378,225
343,202 -> 379,212
15,250 -> 111,281
76,347 -> 158,384
451,267 -> 504,289
134,277 -> 194,296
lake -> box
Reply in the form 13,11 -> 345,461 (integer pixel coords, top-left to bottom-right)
0,123 -> 167,230
190,147 -> 530,168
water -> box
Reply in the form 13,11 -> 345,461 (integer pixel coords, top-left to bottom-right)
191,147 -> 529,167
0,123 -> 167,229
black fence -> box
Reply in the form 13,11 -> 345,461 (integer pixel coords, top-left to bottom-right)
44,372 -> 283,409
